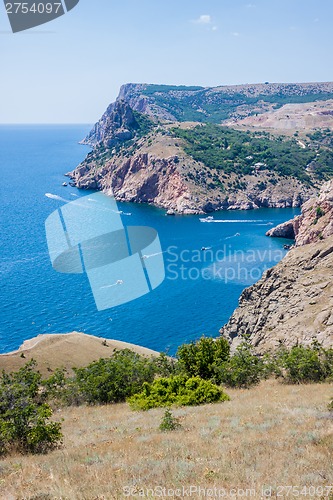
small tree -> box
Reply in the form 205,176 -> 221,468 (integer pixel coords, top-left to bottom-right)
275,345 -> 326,384
0,361 -> 62,455
159,409 -> 181,432
73,349 -> 157,404
177,336 -> 230,383
219,340 -> 264,388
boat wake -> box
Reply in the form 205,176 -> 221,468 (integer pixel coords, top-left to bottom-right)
200,218 -> 267,223
141,251 -> 166,260
45,193 -> 70,203
100,280 -> 124,290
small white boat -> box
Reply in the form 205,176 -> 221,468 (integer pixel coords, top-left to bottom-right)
62,182 -> 68,187
199,216 -> 214,223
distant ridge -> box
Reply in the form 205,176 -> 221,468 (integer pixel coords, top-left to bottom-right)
83,81 -> 333,145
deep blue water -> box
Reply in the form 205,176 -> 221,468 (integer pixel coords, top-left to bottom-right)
0,125 -> 299,355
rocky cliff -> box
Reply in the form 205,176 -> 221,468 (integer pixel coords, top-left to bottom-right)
221,180 -> 333,352
69,119 -> 317,214
220,237 -> 333,352
266,180 -> 333,246
83,82 -> 333,142
70,83 -> 333,213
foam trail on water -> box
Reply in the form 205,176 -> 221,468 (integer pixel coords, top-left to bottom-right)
45,193 -> 70,203
45,193 -> 120,214
142,251 -> 166,260
206,219 -> 266,223
225,233 -> 241,240
100,280 -> 124,290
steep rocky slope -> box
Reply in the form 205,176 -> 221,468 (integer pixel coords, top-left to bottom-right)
83,82 -> 333,144
70,82 -> 333,213
220,237 -> 333,352
267,180 -> 333,246
221,181 -> 333,352
69,121 -> 317,214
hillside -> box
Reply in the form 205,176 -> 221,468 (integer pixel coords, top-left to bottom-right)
220,180 -> 333,352
226,99 -> 333,133
0,333 -> 158,376
267,179 -> 333,246
83,82 -> 333,144
1,379 -> 331,498
69,82 -> 333,213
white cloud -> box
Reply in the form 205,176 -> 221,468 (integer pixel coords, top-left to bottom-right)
231,32 -> 240,37
212,26 -> 218,31
192,14 -> 212,25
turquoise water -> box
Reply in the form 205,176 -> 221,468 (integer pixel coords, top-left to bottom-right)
0,125 -> 299,355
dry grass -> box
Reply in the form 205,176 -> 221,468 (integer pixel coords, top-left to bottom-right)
0,380 -> 332,499
0,333 -> 158,377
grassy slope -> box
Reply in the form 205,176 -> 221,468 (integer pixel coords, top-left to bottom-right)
0,379 -> 332,498
0,333 -> 158,376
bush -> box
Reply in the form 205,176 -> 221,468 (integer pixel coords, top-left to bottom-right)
177,336 -> 230,383
42,368 -> 84,407
73,350 -> 157,404
128,375 -> 230,410
153,352 -> 178,378
0,361 -> 62,455
219,341 -> 265,388
159,409 -> 182,432
275,345 -> 327,384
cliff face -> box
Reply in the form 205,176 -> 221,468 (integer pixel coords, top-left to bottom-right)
81,100 -> 142,147
69,123 -> 316,214
220,237 -> 333,352
267,180 -> 333,246
82,82 -> 333,146
221,180 -> 333,352
70,83 -> 333,213
71,152 -> 199,214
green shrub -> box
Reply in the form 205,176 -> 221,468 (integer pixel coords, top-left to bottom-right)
275,345 -> 327,384
153,352 -> 178,378
42,368 -> 84,407
0,361 -> 62,455
73,350 -> 156,404
159,409 -> 182,432
219,341 -> 265,388
128,375 -> 230,410
177,336 -> 230,383
328,399 -> 333,411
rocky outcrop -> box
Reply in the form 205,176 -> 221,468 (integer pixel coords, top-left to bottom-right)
221,180 -> 333,352
81,82 -> 333,145
267,180 -> 333,245
81,100 -> 141,147
72,82 -> 333,214
69,127 -> 316,214
220,237 -> 333,353
70,151 -> 200,214
266,217 -> 301,239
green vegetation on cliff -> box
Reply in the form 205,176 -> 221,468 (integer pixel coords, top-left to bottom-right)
172,124 -> 333,182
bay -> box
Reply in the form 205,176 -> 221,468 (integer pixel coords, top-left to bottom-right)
0,125 -> 299,354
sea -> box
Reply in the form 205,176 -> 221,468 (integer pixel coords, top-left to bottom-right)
0,125 -> 299,355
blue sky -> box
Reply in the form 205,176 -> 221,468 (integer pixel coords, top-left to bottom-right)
0,0 -> 332,123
